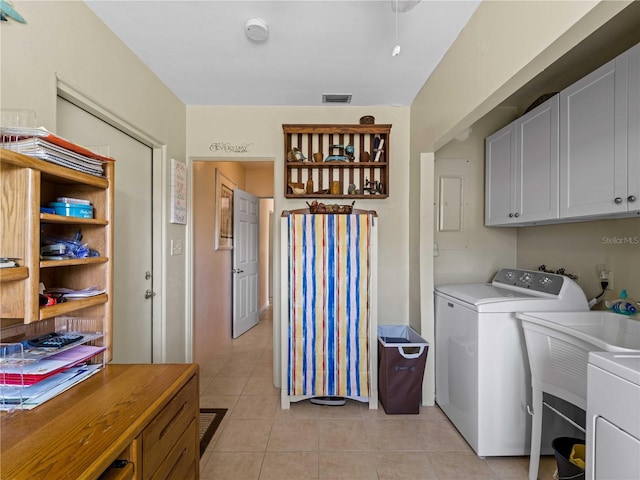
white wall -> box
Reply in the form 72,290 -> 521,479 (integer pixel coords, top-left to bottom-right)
187,105 -> 410,385
259,198 -> 274,310
433,109 -> 518,287
1,1 -> 188,362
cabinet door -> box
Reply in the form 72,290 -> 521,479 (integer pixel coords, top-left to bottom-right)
560,57 -> 627,217
516,95 -> 559,223
485,124 -> 515,225
627,43 -> 640,211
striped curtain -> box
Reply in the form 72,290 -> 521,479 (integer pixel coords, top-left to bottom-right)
287,213 -> 371,397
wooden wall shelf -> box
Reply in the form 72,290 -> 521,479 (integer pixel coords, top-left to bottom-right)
283,124 -> 391,199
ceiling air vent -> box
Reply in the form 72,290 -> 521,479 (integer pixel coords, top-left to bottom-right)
322,93 -> 352,104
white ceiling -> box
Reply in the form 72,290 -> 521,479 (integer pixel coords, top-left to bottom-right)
85,0 -> 480,107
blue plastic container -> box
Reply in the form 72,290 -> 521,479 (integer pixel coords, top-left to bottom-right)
48,202 -> 93,219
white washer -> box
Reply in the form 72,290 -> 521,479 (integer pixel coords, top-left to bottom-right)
434,268 -> 589,456
586,351 -> 640,480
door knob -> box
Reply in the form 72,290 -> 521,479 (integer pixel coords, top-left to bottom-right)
232,268 -> 244,274
144,290 -> 156,299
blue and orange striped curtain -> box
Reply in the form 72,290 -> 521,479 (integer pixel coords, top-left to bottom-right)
287,213 -> 371,397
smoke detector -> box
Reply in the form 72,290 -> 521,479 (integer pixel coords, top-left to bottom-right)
245,18 -> 269,42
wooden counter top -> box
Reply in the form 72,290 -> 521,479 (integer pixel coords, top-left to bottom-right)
0,363 -> 199,480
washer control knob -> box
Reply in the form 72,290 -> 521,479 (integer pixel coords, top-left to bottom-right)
539,276 -> 552,286
519,272 -> 532,283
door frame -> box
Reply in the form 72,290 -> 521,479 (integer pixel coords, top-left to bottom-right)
56,77 -> 166,362
187,158 -> 274,359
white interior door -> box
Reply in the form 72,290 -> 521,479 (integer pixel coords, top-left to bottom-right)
56,97 -> 154,363
232,188 -> 259,338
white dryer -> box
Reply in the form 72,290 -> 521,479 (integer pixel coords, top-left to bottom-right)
586,351 -> 640,480
434,268 -> 589,456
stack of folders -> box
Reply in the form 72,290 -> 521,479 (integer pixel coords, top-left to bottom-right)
1,127 -> 114,176
0,344 -> 105,410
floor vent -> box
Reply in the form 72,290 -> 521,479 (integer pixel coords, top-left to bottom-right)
322,93 -> 352,104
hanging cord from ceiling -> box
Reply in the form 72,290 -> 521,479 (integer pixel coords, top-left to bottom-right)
392,0 -> 401,56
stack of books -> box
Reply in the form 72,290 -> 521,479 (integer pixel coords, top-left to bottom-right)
0,127 -> 113,176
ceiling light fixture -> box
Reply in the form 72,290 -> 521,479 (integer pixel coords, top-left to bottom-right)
392,0 -> 400,56
245,18 -> 269,42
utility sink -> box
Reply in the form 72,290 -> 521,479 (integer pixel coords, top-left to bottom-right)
517,311 -> 640,409
518,311 -> 640,352
518,312 -> 640,480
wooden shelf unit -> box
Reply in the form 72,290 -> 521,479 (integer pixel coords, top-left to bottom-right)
0,148 -> 114,359
283,124 -> 391,199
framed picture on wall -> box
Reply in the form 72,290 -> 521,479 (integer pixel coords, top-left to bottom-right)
215,169 -> 235,250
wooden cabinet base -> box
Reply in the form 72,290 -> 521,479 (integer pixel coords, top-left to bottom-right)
0,364 -> 199,480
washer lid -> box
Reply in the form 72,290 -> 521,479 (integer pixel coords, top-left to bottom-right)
435,284 -> 537,306
589,351 -> 640,386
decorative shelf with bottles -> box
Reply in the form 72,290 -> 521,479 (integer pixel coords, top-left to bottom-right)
283,124 -> 391,199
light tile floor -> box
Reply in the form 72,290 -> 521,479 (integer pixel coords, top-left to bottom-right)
199,308 -> 558,479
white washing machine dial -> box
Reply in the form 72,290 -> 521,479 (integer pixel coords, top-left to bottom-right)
539,276 -> 552,286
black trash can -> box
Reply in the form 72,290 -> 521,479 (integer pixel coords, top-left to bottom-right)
378,325 -> 429,414
552,437 -> 585,480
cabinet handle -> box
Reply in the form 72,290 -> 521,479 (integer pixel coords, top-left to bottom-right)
628,195 -> 637,203
614,197 -> 623,204
514,212 -> 520,218
508,213 -> 514,218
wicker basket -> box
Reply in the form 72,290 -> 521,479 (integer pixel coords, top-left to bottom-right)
308,202 -> 354,214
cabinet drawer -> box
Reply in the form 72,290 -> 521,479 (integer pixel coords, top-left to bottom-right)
151,419 -> 198,480
143,376 -> 197,479
98,461 -> 135,480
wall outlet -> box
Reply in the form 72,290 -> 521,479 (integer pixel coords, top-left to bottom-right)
605,271 -> 614,290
